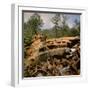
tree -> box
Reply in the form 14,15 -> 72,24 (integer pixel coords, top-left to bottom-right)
74,19 -> 80,34
71,19 -> 80,36
27,13 -> 43,35
61,14 -> 69,29
62,15 -> 67,25
59,14 -> 71,37
52,13 -> 61,38
24,13 -> 43,46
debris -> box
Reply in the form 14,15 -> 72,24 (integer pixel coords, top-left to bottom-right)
24,34 -> 80,77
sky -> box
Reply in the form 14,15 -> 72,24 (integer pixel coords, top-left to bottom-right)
23,12 -> 80,29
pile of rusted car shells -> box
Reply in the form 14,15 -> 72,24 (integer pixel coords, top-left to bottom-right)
24,34 -> 80,77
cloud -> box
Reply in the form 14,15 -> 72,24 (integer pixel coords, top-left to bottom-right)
66,14 -> 80,28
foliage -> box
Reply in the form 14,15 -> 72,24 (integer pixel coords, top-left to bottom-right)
51,13 -> 61,38
24,13 -> 43,44
27,13 -> 43,34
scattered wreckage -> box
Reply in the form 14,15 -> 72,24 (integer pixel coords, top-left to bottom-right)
24,34 -> 80,77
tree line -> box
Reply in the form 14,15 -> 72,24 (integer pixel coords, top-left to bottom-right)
24,13 -> 80,48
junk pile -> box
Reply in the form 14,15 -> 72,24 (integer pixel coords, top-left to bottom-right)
24,34 -> 80,77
